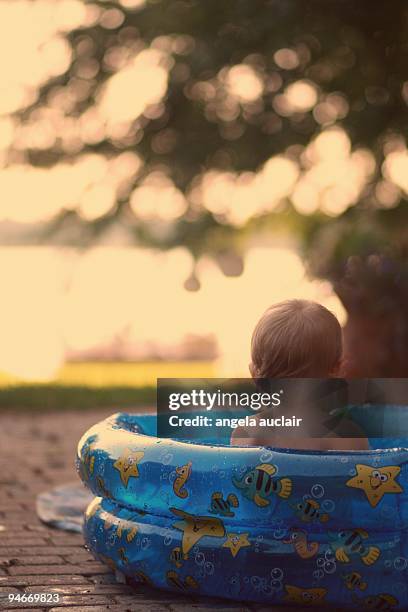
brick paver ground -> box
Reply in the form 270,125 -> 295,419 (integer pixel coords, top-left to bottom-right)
0,409 -> 343,612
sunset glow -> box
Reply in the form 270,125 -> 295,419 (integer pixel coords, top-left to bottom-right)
0,1 -> 402,381
0,245 -> 344,380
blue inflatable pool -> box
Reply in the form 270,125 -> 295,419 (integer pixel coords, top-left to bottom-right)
77,412 -> 408,609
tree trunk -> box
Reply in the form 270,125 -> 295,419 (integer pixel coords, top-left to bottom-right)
342,309 -> 408,377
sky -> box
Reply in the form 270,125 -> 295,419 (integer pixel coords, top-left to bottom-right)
0,244 -> 343,379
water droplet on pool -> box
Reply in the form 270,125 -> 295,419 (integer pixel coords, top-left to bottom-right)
324,560 -> 336,574
141,537 -> 150,550
251,576 -> 262,589
271,579 -> 283,590
260,450 -> 274,462
194,551 -> 205,566
321,499 -> 335,513
270,568 -> 283,580
380,505 -> 394,518
263,582 -> 274,595
311,484 -> 325,498
204,561 -> 214,575
394,557 -> 408,571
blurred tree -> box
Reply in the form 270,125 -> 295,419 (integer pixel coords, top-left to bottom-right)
14,0 -> 408,375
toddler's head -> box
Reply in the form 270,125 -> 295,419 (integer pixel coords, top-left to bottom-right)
250,299 -> 342,378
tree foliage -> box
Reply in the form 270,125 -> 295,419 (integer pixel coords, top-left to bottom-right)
16,0 -> 408,286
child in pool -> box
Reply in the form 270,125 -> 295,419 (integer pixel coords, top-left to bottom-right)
231,299 -> 369,450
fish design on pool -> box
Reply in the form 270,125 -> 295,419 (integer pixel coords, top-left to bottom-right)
328,529 -> 380,565
209,491 -> 239,517
232,463 -> 292,506
292,498 -> 330,524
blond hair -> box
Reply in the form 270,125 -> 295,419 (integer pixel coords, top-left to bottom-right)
251,300 -> 342,378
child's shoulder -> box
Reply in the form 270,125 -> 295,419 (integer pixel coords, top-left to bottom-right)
230,418 -> 269,447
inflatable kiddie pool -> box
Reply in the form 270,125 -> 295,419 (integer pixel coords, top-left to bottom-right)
77,412 -> 408,609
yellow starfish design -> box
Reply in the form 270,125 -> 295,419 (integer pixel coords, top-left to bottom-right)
222,532 -> 251,558
284,585 -> 327,606
113,448 -> 144,487
346,464 -> 403,508
171,508 -> 225,557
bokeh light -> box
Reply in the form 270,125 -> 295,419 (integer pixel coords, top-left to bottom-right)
0,1 -> 88,115
226,64 -> 264,103
98,48 -> 169,129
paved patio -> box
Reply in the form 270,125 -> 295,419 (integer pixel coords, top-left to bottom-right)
0,409 -> 342,612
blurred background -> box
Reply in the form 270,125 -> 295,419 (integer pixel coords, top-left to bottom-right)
1,0 -> 408,410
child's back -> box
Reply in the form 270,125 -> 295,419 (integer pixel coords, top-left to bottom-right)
231,300 -> 368,451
